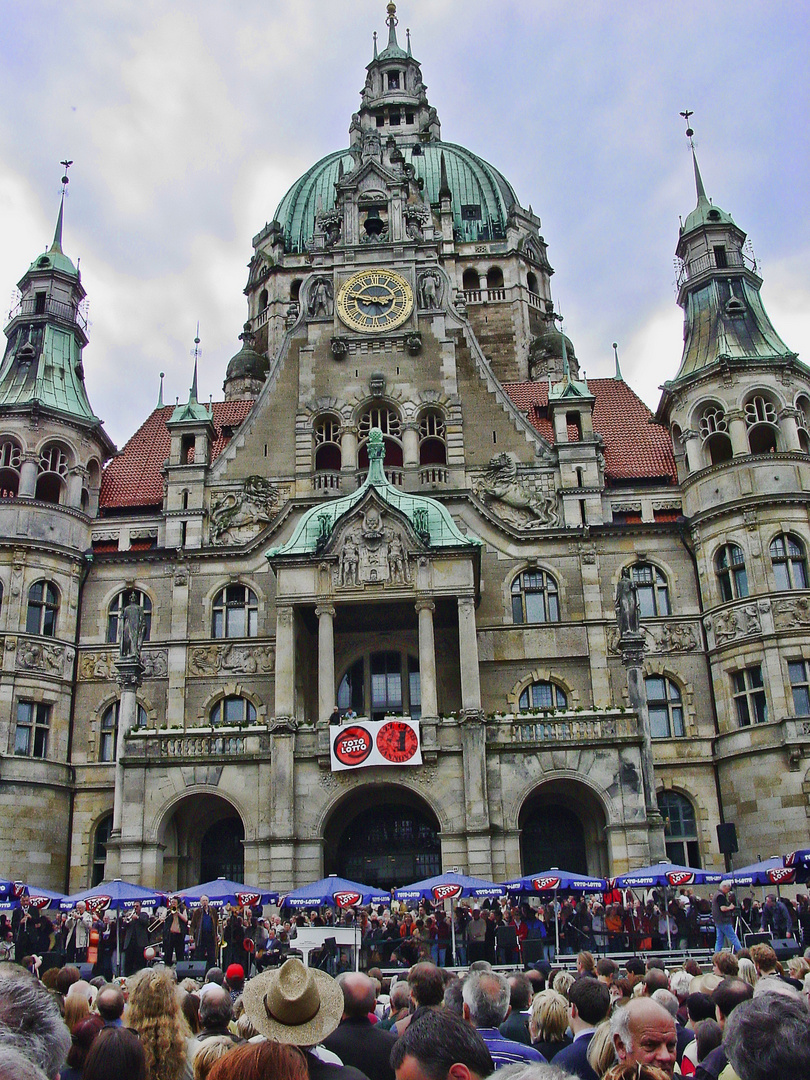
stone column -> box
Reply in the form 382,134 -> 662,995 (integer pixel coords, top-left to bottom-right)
779,408 -> 802,451
274,605 -> 295,720
341,426 -> 358,474
682,430 -> 703,473
416,598 -> 438,718
457,595 -> 481,713
111,656 -> 144,833
18,454 -> 38,498
315,604 -> 336,724
726,411 -> 750,457
402,422 -> 419,468
619,632 -> 667,861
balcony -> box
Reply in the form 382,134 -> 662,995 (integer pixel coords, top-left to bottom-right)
313,471 -> 342,493
8,295 -> 87,332
676,248 -> 757,288
419,465 -> 448,486
123,726 -> 271,761
487,709 -> 639,747
462,288 -> 507,304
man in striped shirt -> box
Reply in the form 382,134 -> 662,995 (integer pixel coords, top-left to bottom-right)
461,970 -> 547,1069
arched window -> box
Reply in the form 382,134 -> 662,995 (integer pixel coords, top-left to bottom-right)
0,438 -> 22,498
210,695 -> 256,727
92,814 -> 113,886
770,534 -> 808,591
645,676 -> 685,738
259,288 -> 269,310
797,395 -> 810,454
630,564 -> 670,617
106,590 -> 152,645
357,406 -> 403,475
462,268 -> 480,292
99,701 -> 147,762
36,442 -> 70,503
337,651 -> 421,721
290,280 -> 302,302
511,570 -> 560,623
518,680 -> 567,711
212,584 -> 259,638
314,415 -> 342,475
716,544 -> 749,601
657,791 -> 701,868
699,405 -> 732,465
486,266 -> 504,290
418,410 -> 447,466
745,395 -> 779,454
527,272 -> 539,295
26,580 -> 59,637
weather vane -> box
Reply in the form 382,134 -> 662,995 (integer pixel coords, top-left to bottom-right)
679,110 -> 695,146
60,159 -> 73,191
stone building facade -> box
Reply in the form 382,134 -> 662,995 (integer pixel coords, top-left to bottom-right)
1,5 -> 808,895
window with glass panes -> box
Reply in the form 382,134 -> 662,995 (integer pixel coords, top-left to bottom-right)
645,676 -> 685,737
212,585 -> 258,638
630,564 -> 670,617
511,570 -> 560,623
518,681 -> 567,711
657,791 -> 701,867
716,544 -> 749,602
789,661 -> 810,716
26,581 -> 58,637
371,651 -> 403,719
210,696 -> 256,726
732,666 -> 767,726
770,534 -> 808,591
107,590 -> 152,644
14,701 -> 50,757
99,702 -> 147,761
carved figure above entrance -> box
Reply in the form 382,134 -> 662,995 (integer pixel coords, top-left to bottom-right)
474,454 -> 559,529
335,511 -> 413,589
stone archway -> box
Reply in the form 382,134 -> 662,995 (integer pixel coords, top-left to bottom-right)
159,792 -> 245,892
323,784 -> 441,890
519,779 -> 609,878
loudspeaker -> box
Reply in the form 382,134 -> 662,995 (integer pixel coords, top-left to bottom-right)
521,939 -> 545,966
772,937 -> 801,960
745,932 -> 772,948
40,952 -> 66,975
717,822 -> 739,855
78,963 -> 94,980
175,961 -> 207,981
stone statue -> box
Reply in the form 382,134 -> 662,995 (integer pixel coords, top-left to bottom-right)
339,537 -> 360,587
387,531 -> 409,583
615,567 -> 640,637
120,592 -> 147,659
418,270 -> 441,309
308,277 -> 333,318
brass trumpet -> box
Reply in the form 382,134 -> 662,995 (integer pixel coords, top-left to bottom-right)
148,911 -> 166,933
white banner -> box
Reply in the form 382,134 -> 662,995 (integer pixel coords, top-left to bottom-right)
329,719 -> 422,771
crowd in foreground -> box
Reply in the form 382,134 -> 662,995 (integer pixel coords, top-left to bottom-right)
1,937 -> 810,1080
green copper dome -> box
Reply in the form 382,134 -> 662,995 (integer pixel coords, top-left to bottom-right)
273,141 -> 518,253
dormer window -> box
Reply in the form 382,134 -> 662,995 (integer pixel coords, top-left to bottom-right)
387,71 -> 400,89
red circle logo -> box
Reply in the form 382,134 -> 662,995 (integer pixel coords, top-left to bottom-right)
333,725 -> 373,766
376,721 -> 418,763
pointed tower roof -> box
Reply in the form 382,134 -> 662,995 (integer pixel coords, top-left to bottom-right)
170,333 -> 214,423
28,186 -> 79,279
377,2 -> 409,60
267,429 -> 480,558
681,145 -> 735,235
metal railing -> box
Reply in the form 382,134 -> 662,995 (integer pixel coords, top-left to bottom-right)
676,248 -> 757,288
8,295 -> 87,331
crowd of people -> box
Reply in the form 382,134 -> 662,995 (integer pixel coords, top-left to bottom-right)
1,935 -> 810,1080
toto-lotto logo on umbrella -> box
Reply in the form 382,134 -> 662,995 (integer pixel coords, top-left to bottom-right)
666,871 -> 695,887
334,891 -> 362,908
767,867 -> 795,885
12,882 -> 26,899
28,895 -> 52,910
532,877 -> 561,891
432,884 -> 463,901
236,892 -> 260,908
85,896 -> 111,915
333,726 -> 373,767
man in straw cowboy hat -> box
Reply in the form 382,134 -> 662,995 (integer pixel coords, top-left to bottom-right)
241,957 -> 369,1080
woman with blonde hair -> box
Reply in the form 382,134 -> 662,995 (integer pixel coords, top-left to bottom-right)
126,967 -> 192,1080
586,1019 -> 616,1078
736,956 -> 757,988
528,989 -> 571,1060
63,992 -> 90,1032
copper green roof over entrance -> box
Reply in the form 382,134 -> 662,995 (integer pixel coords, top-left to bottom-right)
273,142 -> 519,253
267,429 -> 480,558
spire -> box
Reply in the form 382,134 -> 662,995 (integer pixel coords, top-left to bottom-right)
613,342 -> 623,381
439,152 -> 451,201
691,145 -> 707,202
373,30 -> 378,59
50,160 -> 72,255
169,326 -> 211,423
190,325 -> 201,403
406,27 -> 411,56
157,371 -> 165,408
386,2 -> 399,50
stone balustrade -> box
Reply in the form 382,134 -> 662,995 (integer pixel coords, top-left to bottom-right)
124,726 -> 271,760
490,709 -> 639,745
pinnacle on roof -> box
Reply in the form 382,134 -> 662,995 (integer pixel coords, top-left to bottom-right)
170,332 -> 213,424
613,342 -> 623,381
377,2 -> 409,61
679,120 -> 734,235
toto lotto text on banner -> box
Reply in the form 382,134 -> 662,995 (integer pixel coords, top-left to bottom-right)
330,719 -> 422,772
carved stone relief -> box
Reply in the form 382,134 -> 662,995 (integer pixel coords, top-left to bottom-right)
773,597 -> 810,630
607,622 -> 699,655
473,455 -> 559,529
417,269 -> 442,309
335,510 -> 413,589
79,648 -> 168,681
704,603 -> 763,645
307,277 -> 334,318
188,643 -> 274,677
209,476 -> 280,546
16,640 -> 73,678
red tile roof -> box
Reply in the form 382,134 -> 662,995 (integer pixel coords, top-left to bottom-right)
100,401 -> 254,509
504,379 -> 677,484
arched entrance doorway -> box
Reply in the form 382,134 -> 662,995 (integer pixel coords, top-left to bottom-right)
160,793 -> 245,892
324,785 -> 441,890
519,779 -> 608,877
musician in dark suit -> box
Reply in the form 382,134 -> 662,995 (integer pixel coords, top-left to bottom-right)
123,901 -> 151,975
190,896 -> 219,972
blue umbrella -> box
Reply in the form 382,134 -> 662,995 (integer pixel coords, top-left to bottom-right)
613,862 -> 723,949
280,875 -> 389,910
393,871 -> 507,962
0,881 -> 25,905
784,849 -> 810,870
502,869 -> 608,954
174,877 -> 278,910
60,879 -> 166,976
0,884 -> 64,911
723,856 -> 801,889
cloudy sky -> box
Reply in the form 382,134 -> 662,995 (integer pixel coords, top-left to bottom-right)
1,0 -> 808,449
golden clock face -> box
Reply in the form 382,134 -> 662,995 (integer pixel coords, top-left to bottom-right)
336,269 -> 413,333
